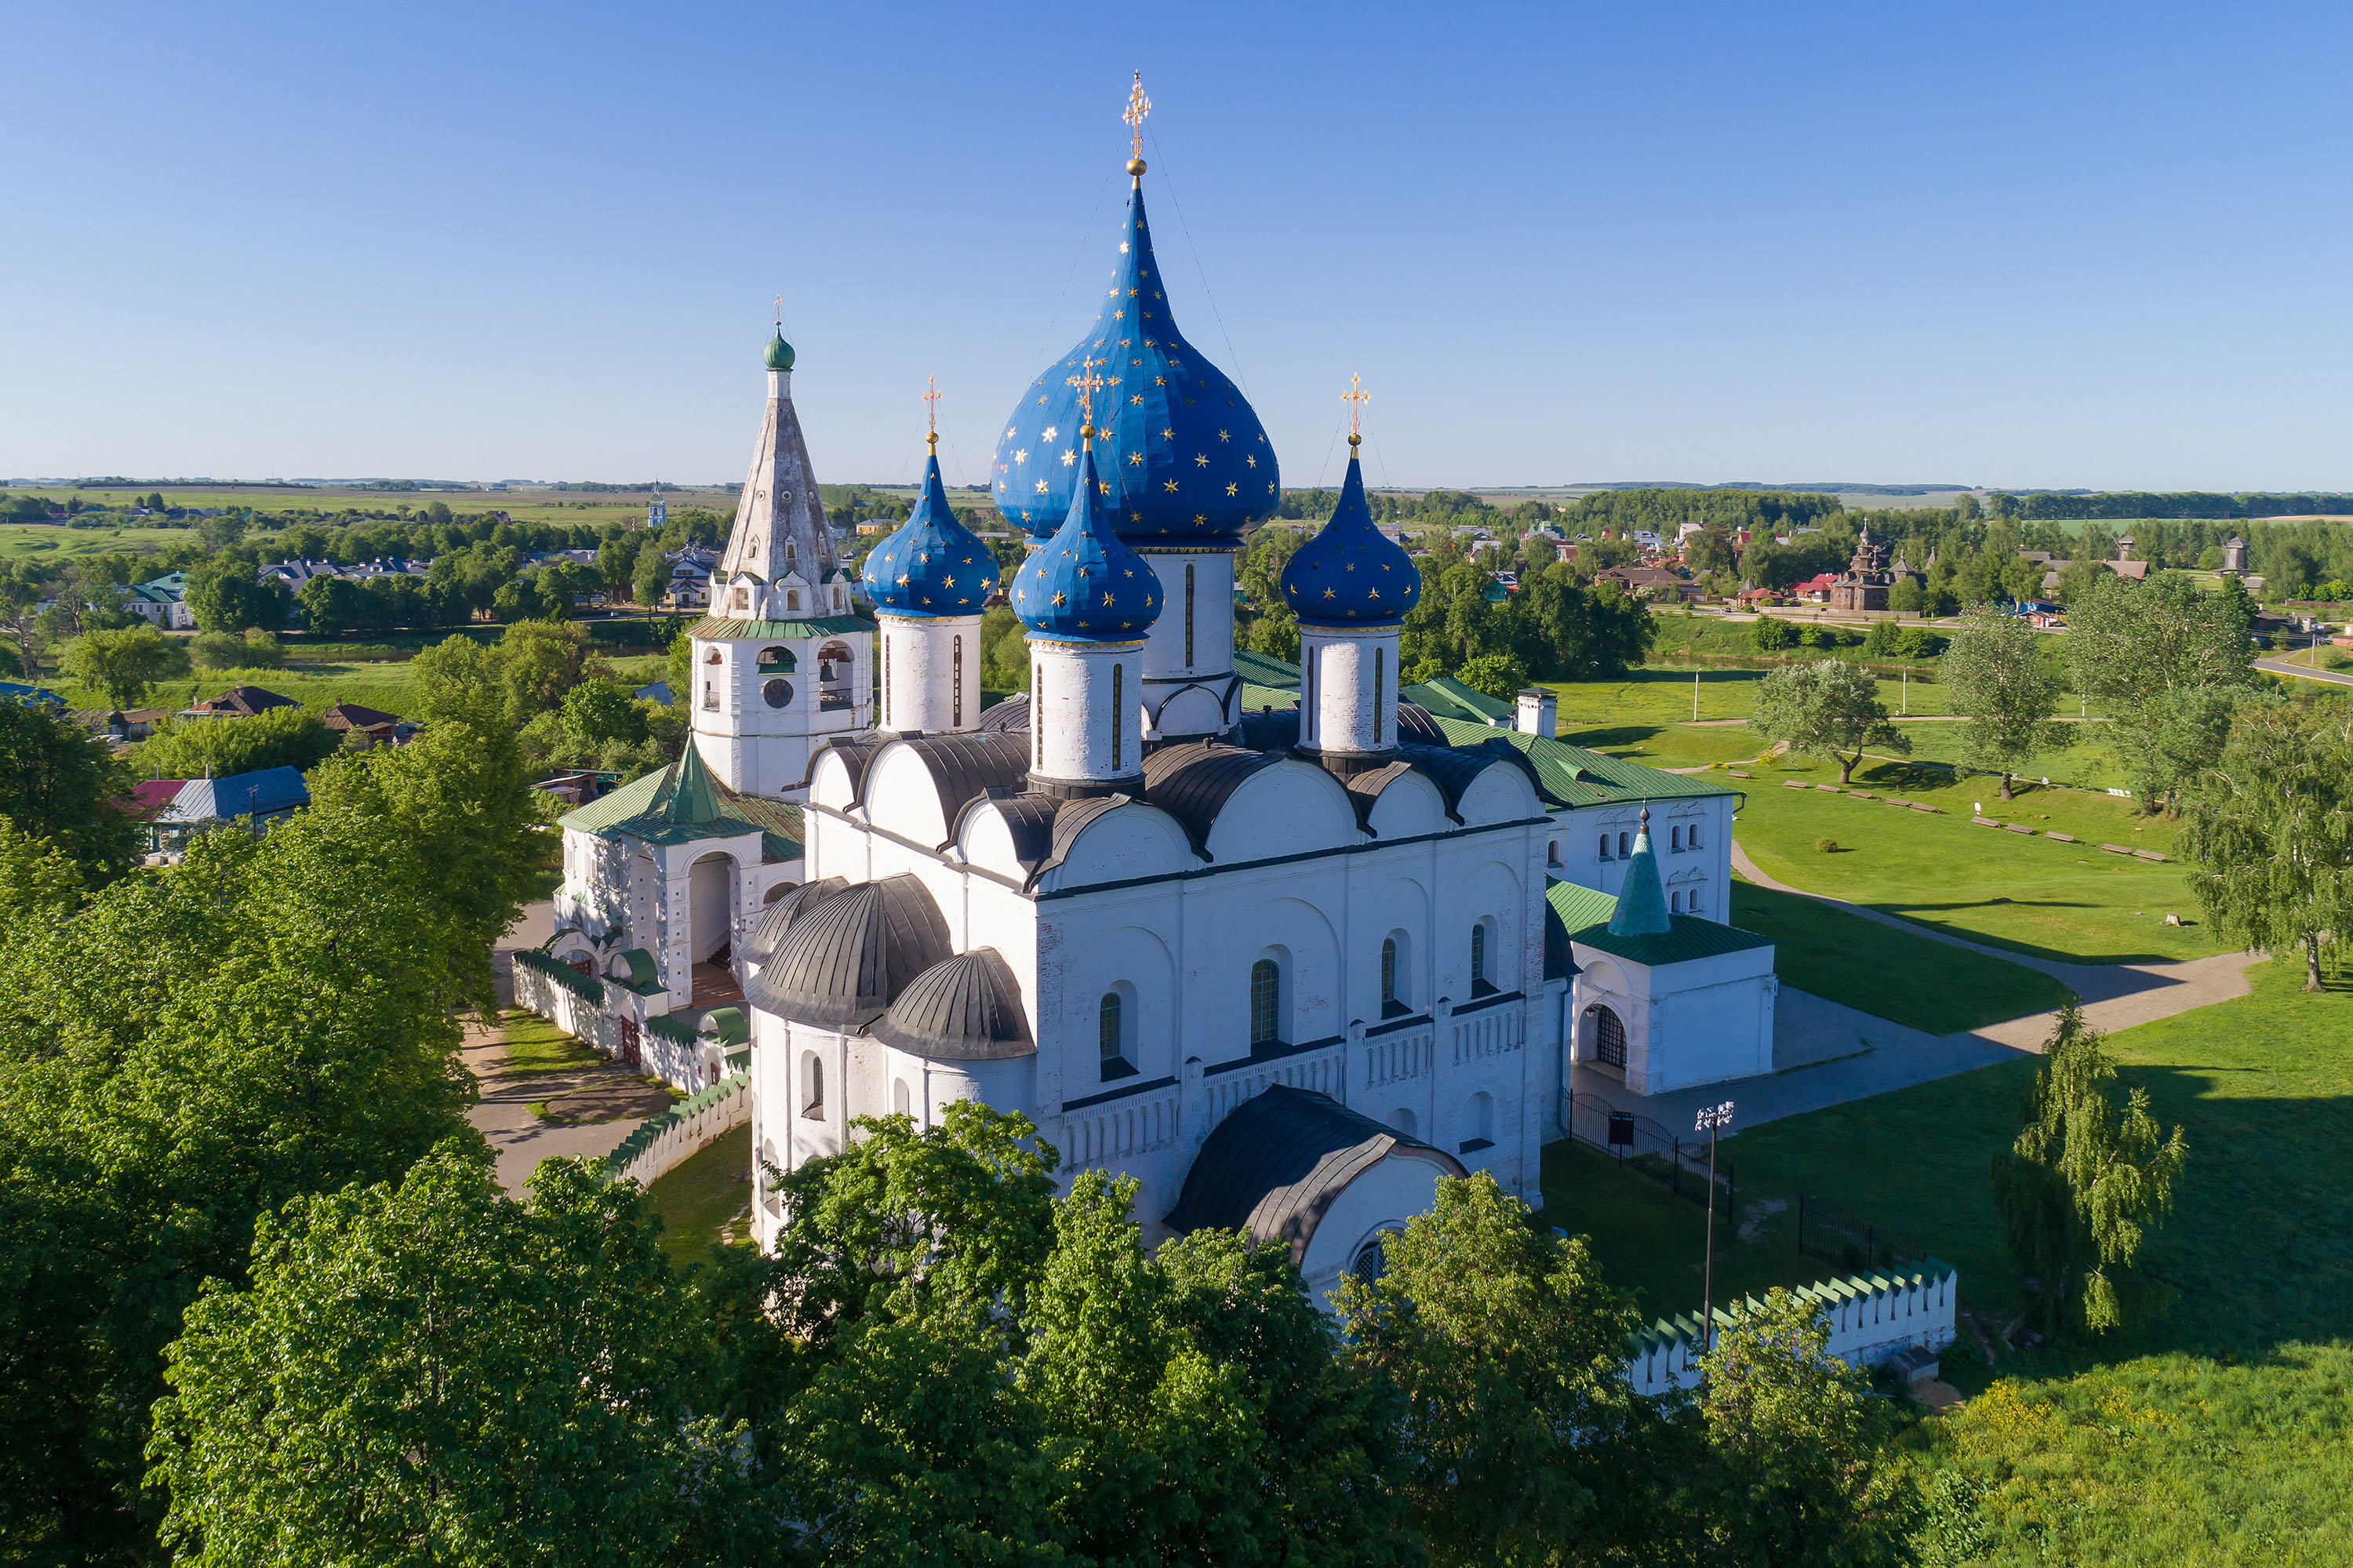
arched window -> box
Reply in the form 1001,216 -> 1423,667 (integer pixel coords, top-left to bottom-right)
1670,889 -> 1684,913
1618,831 -> 1631,858
1671,824 -> 1684,852
734,586 -> 750,609
1351,1235 -> 1389,1286
1249,958 -> 1282,1047
1598,833 -> 1612,860
1469,921 -> 1498,997
757,646 -> 794,671
1548,838 -> 1562,867
801,1053 -> 825,1119
702,681 -> 718,711
893,1078 -> 912,1118
1389,1108 -> 1417,1139
785,540 -> 796,571
786,590 -> 800,612
1380,937 -> 1398,1009
1687,820 -> 1703,849
705,648 -> 723,664
1460,1091 -> 1494,1153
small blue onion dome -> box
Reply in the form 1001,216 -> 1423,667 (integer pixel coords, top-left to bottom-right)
991,180 -> 1277,546
862,450 -> 1000,617
1012,444 -> 1164,642
1280,448 -> 1420,627
765,332 -> 795,372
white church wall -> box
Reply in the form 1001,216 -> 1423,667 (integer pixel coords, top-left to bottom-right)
1200,762 -> 1358,863
1356,875 -> 1431,1019
1363,771 -> 1447,839
1297,1148 -> 1460,1304
1036,804 -> 1194,889
863,744 -> 956,846
1453,764 -> 1541,827
1060,923 -> 1181,1086
808,748 -> 859,811
955,803 -> 1029,882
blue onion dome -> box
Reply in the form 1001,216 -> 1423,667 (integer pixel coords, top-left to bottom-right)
1012,443 -> 1164,642
765,331 -> 795,372
1280,446 -> 1420,627
862,449 -> 1000,617
991,180 -> 1277,547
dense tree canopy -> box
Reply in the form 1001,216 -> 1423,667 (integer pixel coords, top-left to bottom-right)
2181,696 -> 2353,990
0,700 -> 139,884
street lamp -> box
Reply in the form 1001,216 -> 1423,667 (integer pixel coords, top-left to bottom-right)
1696,1100 -> 1735,1357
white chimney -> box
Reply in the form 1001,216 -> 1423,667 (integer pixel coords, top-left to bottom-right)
1515,689 -> 1556,738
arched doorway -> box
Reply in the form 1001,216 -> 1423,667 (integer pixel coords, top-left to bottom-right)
1587,1003 -> 1627,1070
815,642 -> 853,711
689,852 -> 736,965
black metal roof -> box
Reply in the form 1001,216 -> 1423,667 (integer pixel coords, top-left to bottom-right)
974,692 -> 1031,733
1340,759 -> 1422,831
1395,700 -> 1451,747
1164,1086 -> 1466,1266
1140,741 -> 1284,858
891,733 -> 1033,838
1235,705 -> 1301,750
868,948 -> 1035,1060
1544,896 -> 1579,981
743,875 -> 849,964
744,874 -> 955,1030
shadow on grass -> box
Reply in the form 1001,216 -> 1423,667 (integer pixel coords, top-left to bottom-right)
1568,724 -> 1671,751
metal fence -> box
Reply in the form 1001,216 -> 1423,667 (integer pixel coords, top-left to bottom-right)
1795,1195 -> 1922,1274
1562,1091 -> 1735,1224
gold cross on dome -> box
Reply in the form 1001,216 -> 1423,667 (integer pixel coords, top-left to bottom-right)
1125,73 -> 1151,158
1342,373 -> 1369,438
1067,355 -> 1109,428
922,376 -> 942,449
773,295 -> 782,331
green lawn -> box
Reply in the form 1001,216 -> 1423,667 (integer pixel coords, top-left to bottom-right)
1545,955 -> 2353,1563
1729,880 -> 2073,1034
1731,753 -> 2224,964
1546,667 -> 1961,772
494,1010 -> 604,1078
48,645 -> 672,724
0,522 -> 195,562
645,1122 -> 753,1264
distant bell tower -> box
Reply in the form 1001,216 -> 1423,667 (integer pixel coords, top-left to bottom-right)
688,318 -> 875,799
648,483 -> 667,533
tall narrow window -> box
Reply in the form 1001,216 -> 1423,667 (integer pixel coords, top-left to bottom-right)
1111,663 -> 1123,772
785,540 -> 795,571
1380,937 -> 1398,1007
802,1054 -> 824,1119
882,635 -> 891,727
1184,562 -> 1195,668
952,635 -> 964,727
1471,923 -> 1487,984
1033,664 -> 1044,768
1249,959 -> 1282,1046
1100,991 -> 1122,1060
1374,646 -> 1385,744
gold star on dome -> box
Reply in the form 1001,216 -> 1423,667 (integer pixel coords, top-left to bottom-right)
1218,430 -> 1230,442
1344,562 -> 1354,571
1127,287 -> 1137,297
1053,591 -> 1067,606
1195,453 -> 1209,467
1163,479 -> 1179,492
1061,450 -> 1075,467
1161,426 -> 1174,438
1013,449 -> 1027,464
1323,588 -> 1336,599
1129,394 -> 1144,406
1005,428 -> 1016,440
1114,310 -> 1125,320
1101,591 -> 1115,606
1194,514 -> 1206,525
1225,482 -> 1238,496
1246,455 -> 1257,468
943,576 -> 955,588
1118,241 -> 1129,253
1035,480 -> 1048,493
1042,425 -> 1058,440
1367,586 -> 1380,598
1130,358 -> 1141,366
1127,452 -> 1143,465
895,573 -> 909,586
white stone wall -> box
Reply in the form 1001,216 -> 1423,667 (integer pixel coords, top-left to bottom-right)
1553,793 -> 1735,922
1569,944 -> 1777,1096
878,614 -> 983,734
1298,622 -> 1404,755
1027,638 -> 1146,784
1625,1261 -> 1958,1397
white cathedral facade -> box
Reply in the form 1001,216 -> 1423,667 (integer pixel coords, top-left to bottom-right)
550,149 -> 1775,1299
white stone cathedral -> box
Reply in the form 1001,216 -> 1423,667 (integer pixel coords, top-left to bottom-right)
550,144 -> 1776,1298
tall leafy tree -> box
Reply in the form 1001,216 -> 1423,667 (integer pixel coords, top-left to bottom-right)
1690,1290 -> 1919,1566
61,623 -> 191,710
134,706 -> 340,780
149,1147 -> 772,1568
0,698 -> 139,883
1939,604 -> 2073,799
1334,1173 -> 1649,1566
2180,697 -> 2353,990
1991,1003 -> 2190,1335
1746,657 -> 1910,784
2065,569 -> 2258,813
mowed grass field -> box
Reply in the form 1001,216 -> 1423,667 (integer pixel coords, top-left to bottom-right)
1542,955 -> 2353,1565
1730,751 -> 2222,964
644,1121 -> 753,1264
48,648 -> 671,722
1728,880 -> 2071,1034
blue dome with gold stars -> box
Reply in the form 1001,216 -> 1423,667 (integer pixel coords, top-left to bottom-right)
991,180 -> 1277,548
1013,446 -> 1165,642
862,451 -> 1000,618
1281,449 -> 1420,627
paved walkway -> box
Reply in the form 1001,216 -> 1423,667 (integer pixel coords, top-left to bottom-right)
2256,656 -> 2353,687
466,898 -> 657,1196
1569,844 -> 2259,1139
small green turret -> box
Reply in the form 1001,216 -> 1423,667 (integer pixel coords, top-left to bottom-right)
765,332 -> 796,373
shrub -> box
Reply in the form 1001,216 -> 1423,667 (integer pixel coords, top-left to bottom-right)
189,631 -> 248,670
1816,836 -> 1839,853
1751,614 -> 1798,652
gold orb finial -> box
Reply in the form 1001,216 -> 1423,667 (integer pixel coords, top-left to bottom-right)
1126,155 -> 1147,176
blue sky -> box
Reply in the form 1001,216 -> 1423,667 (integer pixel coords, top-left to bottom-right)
6,1 -> 2351,492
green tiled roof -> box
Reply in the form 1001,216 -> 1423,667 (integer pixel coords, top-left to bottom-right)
689,615 -> 874,640
1239,682 -> 1299,711
1232,648 -> 1302,689
1402,676 -> 1515,723
1420,717 -> 1734,809
1547,876 -> 1773,967
559,748 -> 804,861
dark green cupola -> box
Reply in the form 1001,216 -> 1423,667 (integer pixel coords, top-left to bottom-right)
765,332 -> 796,373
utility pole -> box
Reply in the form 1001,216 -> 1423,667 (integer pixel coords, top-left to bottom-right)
1693,668 -> 1700,721
1696,1099 -> 1735,1358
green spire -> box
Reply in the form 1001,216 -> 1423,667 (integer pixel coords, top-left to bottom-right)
765,331 -> 796,372
1608,808 -> 1672,937
655,742 -> 723,826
